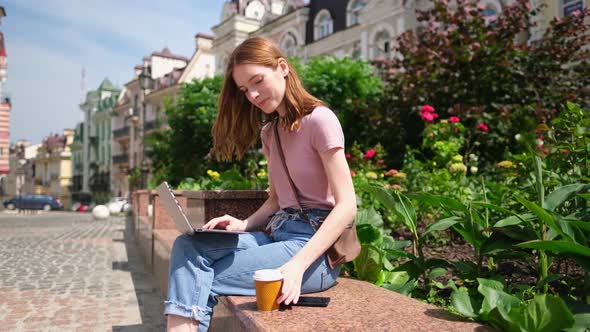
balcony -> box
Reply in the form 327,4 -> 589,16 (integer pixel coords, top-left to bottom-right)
88,135 -> 98,146
113,126 -> 130,139
113,154 -> 129,165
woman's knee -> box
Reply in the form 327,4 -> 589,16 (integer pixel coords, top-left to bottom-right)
171,234 -> 195,256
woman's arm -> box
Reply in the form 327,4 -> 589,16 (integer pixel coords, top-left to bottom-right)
277,147 -> 357,305
202,174 -> 280,232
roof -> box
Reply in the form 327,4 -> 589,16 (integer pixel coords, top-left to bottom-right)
151,47 -> 189,62
98,78 -> 119,92
196,33 -> 214,40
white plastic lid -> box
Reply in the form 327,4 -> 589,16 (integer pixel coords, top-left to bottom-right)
253,269 -> 283,281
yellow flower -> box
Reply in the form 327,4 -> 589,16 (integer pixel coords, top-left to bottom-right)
365,171 -> 378,180
207,170 -> 220,179
497,161 -> 514,168
536,123 -> 550,132
394,172 -> 407,179
449,163 -> 467,173
257,170 -> 267,178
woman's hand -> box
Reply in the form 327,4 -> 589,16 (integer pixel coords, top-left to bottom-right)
276,260 -> 306,305
202,214 -> 248,232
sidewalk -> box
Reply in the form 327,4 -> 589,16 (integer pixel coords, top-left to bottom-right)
0,212 -> 165,331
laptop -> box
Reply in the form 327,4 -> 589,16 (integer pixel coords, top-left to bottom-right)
156,181 -> 246,235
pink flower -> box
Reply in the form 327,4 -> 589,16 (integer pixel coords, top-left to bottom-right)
385,169 -> 399,177
350,171 -> 356,177
391,184 -> 402,190
345,153 -> 351,159
561,149 -> 570,154
449,116 -> 460,123
476,123 -> 489,132
421,112 -> 439,122
421,105 -> 435,113
364,149 -> 376,159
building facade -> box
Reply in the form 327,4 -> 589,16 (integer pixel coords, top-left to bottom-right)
34,130 -> 74,208
212,0 -> 588,70
75,79 -> 120,204
3,140 -> 37,198
111,34 -> 215,197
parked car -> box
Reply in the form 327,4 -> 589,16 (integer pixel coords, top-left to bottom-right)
3,194 -> 63,211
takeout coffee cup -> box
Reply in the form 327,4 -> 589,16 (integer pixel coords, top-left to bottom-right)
253,269 -> 283,311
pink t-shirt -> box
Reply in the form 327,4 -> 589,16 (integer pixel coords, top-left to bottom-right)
261,106 -> 345,210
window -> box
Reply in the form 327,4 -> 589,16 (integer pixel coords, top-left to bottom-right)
560,0 -> 584,17
373,30 -> 392,59
347,0 -> 365,26
351,42 -> 362,59
245,0 -> 266,20
280,32 -> 298,57
314,10 -> 333,40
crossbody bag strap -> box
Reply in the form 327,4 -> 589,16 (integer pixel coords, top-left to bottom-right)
273,120 -> 309,220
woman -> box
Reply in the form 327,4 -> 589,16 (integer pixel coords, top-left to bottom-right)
165,36 -> 357,332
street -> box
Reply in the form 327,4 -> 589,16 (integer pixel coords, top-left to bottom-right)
0,211 -> 165,331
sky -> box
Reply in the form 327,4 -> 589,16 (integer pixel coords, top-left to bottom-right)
2,0 -> 226,144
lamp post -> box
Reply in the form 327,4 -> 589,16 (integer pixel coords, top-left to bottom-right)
138,64 -> 153,189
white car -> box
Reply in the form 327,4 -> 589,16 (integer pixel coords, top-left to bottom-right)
106,197 -> 130,214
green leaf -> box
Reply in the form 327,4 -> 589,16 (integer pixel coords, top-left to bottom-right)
381,271 -> 410,287
423,216 -> 462,237
356,224 -> 382,245
578,193 -> 590,202
544,184 -> 590,211
480,232 -> 517,256
521,294 -> 574,332
516,240 -> 590,258
356,207 -> 384,228
515,196 -> 569,240
494,213 -> 536,228
426,267 -> 447,279
353,244 -> 384,283
407,193 -> 468,213
382,278 -> 417,296
564,220 -> 590,233
451,287 -> 478,318
477,278 -> 521,321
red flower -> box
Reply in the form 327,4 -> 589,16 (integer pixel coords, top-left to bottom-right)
421,105 -> 435,113
345,153 -> 351,159
561,149 -> 570,154
350,171 -> 356,177
385,169 -> 399,176
364,149 -> 376,159
421,112 -> 439,122
449,116 -> 460,123
476,123 -> 489,132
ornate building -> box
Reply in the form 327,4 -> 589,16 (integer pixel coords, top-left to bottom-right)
34,130 -> 74,208
212,0 -> 588,70
74,79 -> 120,204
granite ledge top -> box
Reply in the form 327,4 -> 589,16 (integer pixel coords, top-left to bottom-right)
221,278 -> 495,332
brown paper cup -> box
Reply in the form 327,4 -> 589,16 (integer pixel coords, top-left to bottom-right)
253,269 -> 283,311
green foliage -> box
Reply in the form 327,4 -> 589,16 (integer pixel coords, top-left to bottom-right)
373,0 -> 590,167
450,279 -> 576,331
298,56 -> 384,150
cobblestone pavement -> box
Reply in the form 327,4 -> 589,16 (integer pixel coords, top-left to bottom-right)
0,211 -> 165,331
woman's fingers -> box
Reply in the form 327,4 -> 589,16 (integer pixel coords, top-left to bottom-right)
203,215 -> 230,229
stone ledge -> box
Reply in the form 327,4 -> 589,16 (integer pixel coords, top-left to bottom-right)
215,278 -> 493,332
150,230 -> 493,332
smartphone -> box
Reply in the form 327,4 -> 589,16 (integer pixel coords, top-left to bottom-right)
291,296 -> 330,307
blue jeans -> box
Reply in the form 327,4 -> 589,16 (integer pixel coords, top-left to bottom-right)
164,208 -> 340,331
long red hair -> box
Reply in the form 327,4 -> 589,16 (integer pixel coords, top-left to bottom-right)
211,36 -> 324,161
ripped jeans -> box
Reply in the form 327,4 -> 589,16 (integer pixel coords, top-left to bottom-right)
164,208 -> 340,331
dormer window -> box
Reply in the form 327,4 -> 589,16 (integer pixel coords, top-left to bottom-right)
245,0 -> 266,20
280,32 -> 298,57
347,0 -> 365,26
314,9 -> 333,40
373,30 -> 392,59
